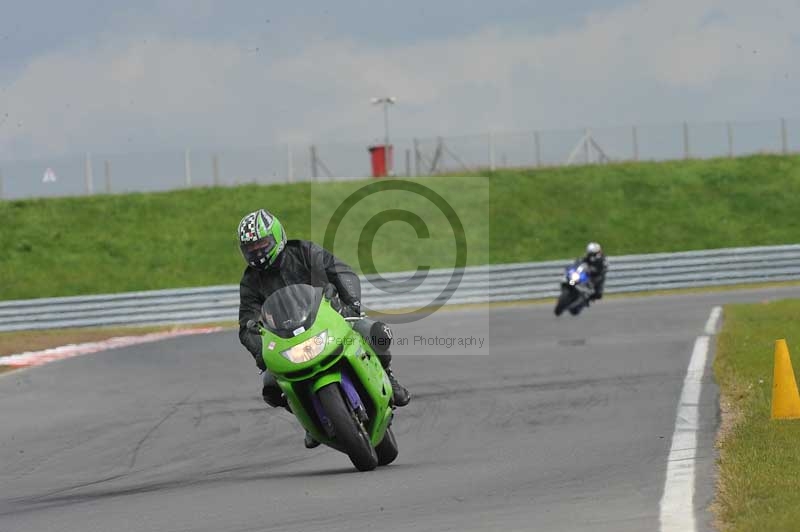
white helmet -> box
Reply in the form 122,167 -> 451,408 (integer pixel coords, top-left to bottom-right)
586,242 -> 602,255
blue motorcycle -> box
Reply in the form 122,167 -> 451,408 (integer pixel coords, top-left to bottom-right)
554,262 -> 594,316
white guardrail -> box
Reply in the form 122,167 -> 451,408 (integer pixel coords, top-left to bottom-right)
1,244 -> 799,332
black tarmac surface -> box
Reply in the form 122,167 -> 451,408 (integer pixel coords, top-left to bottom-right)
3,287 -> 799,532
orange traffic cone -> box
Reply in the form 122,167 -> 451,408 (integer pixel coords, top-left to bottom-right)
771,339 -> 800,420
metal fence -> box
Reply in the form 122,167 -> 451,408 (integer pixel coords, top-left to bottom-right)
1,244 -> 798,332
0,118 -> 797,200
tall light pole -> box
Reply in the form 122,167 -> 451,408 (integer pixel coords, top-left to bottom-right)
371,96 -> 396,175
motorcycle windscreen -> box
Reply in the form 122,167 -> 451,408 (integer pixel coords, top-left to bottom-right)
577,264 -> 590,283
567,264 -> 590,284
260,284 -> 323,339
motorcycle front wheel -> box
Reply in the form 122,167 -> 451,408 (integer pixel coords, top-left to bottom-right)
317,383 -> 378,472
554,287 -> 573,316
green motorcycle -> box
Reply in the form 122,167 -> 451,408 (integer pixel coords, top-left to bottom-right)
247,283 -> 399,471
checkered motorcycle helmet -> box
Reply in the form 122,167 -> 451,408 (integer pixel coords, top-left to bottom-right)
237,209 -> 287,269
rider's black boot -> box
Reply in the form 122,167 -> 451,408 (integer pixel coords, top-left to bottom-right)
304,431 -> 320,449
385,368 -> 410,407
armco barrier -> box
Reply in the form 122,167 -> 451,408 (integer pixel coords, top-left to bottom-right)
1,244 -> 799,332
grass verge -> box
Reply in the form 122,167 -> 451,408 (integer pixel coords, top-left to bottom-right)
713,299 -> 800,530
2,154 -> 800,300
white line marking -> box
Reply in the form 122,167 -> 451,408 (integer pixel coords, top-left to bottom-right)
0,327 -> 224,368
660,307 -> 719,532
704,306 -> 722,335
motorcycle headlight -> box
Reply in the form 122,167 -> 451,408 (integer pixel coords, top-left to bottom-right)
281,330 -> 328,364
569,271 -> 581,284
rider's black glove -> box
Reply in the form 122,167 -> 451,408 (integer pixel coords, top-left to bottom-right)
324,283 -> 362,317
340,299 -> 362,318
324,283 -> 343,313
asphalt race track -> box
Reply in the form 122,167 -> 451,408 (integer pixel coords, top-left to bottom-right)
3,286 -> 800,532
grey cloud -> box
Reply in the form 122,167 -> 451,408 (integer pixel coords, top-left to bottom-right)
0,0 -> 798,160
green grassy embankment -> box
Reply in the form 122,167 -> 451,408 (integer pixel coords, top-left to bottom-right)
714,300 -> 800,531
1,154 -> 799,301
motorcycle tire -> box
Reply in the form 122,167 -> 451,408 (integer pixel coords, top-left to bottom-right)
554,288 -> 572,316
375,426 -> 399,466
317,383 -> 378,472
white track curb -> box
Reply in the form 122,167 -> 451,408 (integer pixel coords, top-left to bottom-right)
0,327 -> 224,368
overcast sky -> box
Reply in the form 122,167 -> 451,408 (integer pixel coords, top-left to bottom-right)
0,0 -> 797,159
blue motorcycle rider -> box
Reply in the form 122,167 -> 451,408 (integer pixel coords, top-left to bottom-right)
577,242 -> 608,302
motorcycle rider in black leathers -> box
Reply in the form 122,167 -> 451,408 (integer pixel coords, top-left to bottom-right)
578,242 -> 608,302
237,209 -> 411,448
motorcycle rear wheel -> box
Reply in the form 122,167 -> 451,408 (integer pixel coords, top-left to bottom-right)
376,426 -> 399,466
317,383 -> 378,472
